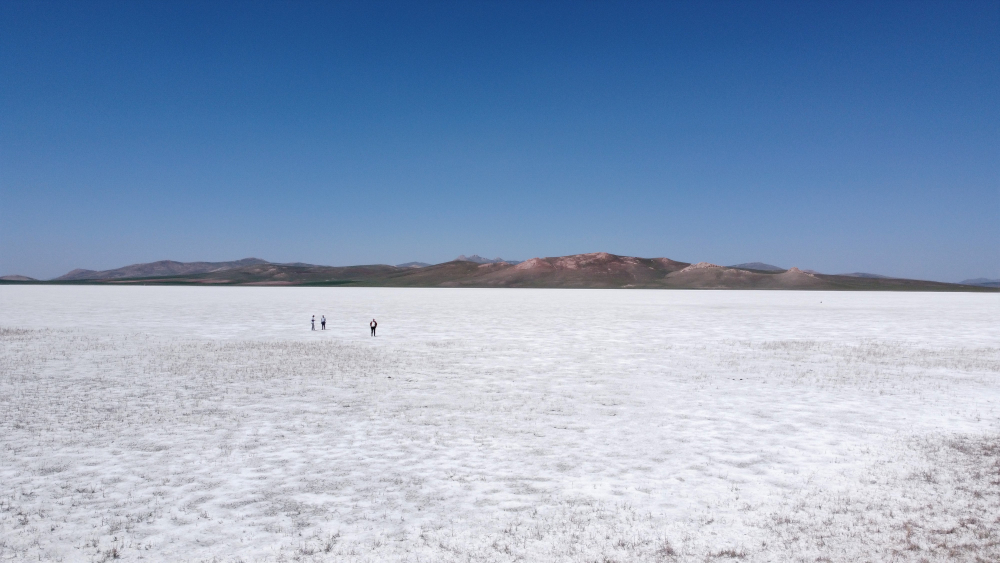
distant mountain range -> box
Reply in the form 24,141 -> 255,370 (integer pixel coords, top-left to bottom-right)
961,278 -> 1000,288
4,253 -> 994,292
54,258 -> 269,281
839,272 -> 891,279
455,254 -> 522,265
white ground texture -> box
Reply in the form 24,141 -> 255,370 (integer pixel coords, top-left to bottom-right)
1,287 -> 998,563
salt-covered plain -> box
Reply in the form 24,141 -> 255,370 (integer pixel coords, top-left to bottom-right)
1,286 -> 998,562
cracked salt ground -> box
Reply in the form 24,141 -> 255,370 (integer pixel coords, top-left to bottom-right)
0,287 -> 998,562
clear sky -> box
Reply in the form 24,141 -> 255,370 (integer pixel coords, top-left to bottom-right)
1,1 -> 997,281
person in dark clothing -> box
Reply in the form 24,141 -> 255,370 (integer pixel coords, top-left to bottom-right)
311,315 -> 315,331
321,315 -> 326,330
370,319 -> 377,336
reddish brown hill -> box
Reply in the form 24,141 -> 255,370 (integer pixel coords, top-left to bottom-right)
466,252 -> 689,287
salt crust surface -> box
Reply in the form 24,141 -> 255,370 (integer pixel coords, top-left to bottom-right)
1,286 -> 998,562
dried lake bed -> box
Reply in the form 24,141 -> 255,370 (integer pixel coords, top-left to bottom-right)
1,286 -> 998,562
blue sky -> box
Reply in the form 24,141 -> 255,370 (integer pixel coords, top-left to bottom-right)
1,1 -> 997,281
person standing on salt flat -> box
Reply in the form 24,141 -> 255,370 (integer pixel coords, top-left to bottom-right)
370,319 -> 377,337
321,315 -> 326,330
311,315 -> 316,331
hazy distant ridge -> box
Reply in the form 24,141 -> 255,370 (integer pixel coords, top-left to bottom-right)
54,258 -> 269,281
839,272 -> 891,279
961,278 -> 1000,288
455,254 -> 522,265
